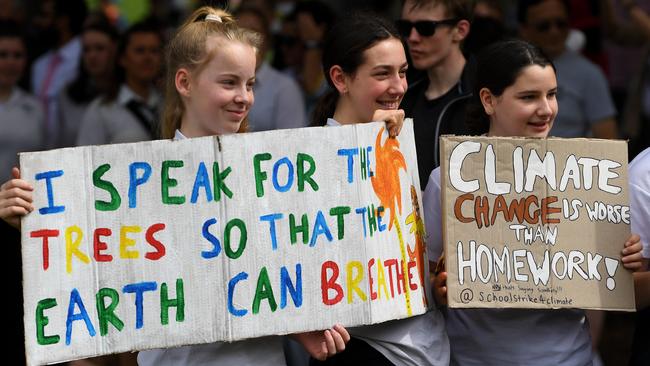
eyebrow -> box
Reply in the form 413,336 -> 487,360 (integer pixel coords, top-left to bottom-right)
219,73 -> 245,78
516,87 -> 558,94
219,73 -> 256,81
371,62 -> 409,70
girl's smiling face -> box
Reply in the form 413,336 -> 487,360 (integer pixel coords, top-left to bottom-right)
335,37 -> 408,123
484,64 -> 558,138
180,37 -> 256,137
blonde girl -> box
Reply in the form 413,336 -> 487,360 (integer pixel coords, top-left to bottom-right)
1,6 -> 348,366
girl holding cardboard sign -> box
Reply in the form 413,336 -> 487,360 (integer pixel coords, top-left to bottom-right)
0,6 -> 350,366
141,7 -> 351,365
310,12 -> 450,366
422,39 -> 645,365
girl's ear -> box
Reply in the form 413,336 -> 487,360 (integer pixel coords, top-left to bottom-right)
329,65 -> 348,94
479,87 -> 496,115
175,68 -> 191,98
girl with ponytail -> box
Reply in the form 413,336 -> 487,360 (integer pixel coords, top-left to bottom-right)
141,6 -> 349,365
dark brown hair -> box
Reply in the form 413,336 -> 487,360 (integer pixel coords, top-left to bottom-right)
311,12 -> 400,126
466,39 -> 556,134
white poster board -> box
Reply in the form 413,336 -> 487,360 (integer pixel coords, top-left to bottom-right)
21,120 -> 430,365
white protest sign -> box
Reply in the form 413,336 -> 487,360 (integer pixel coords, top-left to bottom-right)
21,120 -> 430,365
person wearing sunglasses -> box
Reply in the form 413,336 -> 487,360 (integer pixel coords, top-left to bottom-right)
398,0 -> 474,190
519,0 -> 618,141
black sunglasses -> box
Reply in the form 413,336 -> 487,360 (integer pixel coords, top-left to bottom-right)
533,18 -> 568,33
395,18 -> 460,37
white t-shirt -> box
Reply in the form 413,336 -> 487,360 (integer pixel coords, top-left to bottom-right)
423,167 -> 592,366
630,147 -> 650,260
137,129 -> 287,366
326,118 -> 450,366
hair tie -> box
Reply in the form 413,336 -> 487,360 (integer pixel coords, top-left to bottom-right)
205,14 -> 222,23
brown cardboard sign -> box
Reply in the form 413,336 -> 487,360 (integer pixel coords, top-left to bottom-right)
440,136 -> 635,310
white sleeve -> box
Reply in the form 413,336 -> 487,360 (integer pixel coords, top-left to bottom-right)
630,178 -> 650,259
76,99 -> 108,147
423,167 -> 443,262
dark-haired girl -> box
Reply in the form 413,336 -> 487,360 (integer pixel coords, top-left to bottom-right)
311,12 -> 449,366
423,39 -> 644,366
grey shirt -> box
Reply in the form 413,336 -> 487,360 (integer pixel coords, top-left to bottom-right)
550,50 -> 616,138
248,62 -> 307,132
0,88 -> 45,182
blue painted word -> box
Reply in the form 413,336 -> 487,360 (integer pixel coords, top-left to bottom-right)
228,264 -> 302,317
337,146 -> 374,183
253,153 -> 319,197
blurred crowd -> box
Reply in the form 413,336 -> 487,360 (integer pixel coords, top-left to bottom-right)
3,1 -> 650,365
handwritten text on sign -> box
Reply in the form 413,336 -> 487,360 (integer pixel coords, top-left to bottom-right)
440,136 -> 634,310
21,121 -> 429,365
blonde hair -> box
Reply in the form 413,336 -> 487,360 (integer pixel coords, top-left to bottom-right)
161,6 -> 262,139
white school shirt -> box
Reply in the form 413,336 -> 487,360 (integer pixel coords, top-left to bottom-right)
423,167 -> 592,366
76,85 -> 161,146
137,130 -> 287,366
0,88 -> 45,183
326,118 -> 450,366
629,147 -> 650,260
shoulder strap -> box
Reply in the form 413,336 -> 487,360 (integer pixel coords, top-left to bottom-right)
125,100 -> 157,139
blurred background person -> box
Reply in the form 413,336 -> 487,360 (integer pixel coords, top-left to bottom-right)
519,0 -> 618,139
58,18 -> 118,147
236,5 -> 307,131
0,19 -> 44,366
602,0 -> 650,158
272,10 -> 305,80
463,0 -> 509,55
0,20 -> 44,183
398,0 -> 474,189
601,3 -> 650,364
291,1 -> 336,117
31,0 -> 87,147
76,20 -> 163,146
